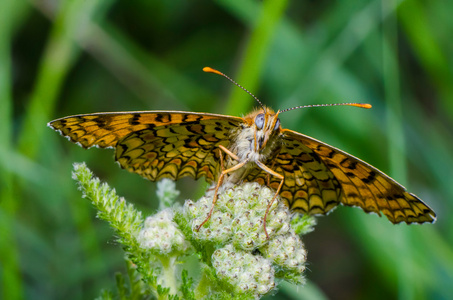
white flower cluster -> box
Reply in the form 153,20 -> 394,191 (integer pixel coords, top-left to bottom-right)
185,183 -> 291,248
183,182 -> 308,297
261,230 -> 307,284
137,209 -> 189,255
212,244 -> 275,298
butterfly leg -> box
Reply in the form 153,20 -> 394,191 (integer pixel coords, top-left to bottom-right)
218,144 -> 239,161
256,160 -> 284,239
196,159 -> 248,231
207,148 -> 227,192
207,145 -> 239,192
266,160 -> 277,186
218,147 -> 228,172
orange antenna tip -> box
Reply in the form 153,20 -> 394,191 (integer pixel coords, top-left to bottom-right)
203,67 -> 223,76
350,103 -> 372,109
202,66 -> 266,110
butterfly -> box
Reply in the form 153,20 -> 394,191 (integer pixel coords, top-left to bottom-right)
48,67 -> 436,237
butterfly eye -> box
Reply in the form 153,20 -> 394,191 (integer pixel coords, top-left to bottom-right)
255,114 -> 265,129
274,118 -> 280,131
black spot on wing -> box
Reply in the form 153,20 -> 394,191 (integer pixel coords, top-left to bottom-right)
129,114 -> 141,125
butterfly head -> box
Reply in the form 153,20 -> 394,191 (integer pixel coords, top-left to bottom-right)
246,107 -> 281,152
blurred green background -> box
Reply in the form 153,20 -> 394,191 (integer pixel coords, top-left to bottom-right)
1,0 -> 452,299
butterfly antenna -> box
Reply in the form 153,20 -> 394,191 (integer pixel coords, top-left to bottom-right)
203,67 -> 266,111
280,102 -> 372,113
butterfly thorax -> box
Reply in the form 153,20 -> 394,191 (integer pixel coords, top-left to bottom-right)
223,108 -> 282,183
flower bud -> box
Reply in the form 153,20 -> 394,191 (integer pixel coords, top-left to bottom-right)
212,244 -> 276,298
260,229 -> 307,284
137,209 -> 189,254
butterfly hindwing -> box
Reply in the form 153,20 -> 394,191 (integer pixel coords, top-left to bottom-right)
244,138 -> 342,215
115,119 -> 241,182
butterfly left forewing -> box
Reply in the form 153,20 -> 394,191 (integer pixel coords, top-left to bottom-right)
280,129 -> 436,224
48,111 -> 243,149
49,111 -> 244,182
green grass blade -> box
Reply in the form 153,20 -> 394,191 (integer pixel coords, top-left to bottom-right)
19,0 -> 110,158
399,0 -> 453,119
0,1 -> 29,299
219,0 -> 290,115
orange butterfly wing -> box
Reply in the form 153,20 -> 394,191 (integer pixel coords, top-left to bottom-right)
50,111 -> 436,224
246,129 -> 436,224
244,131 -> 342,215
49,111 -> 243,182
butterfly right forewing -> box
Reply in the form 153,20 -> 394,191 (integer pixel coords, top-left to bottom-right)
281,129 -> 436,224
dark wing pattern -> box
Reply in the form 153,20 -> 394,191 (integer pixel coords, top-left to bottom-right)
244,134 -> 342,215
276,129 -> 436,224
115,120 -> 241,182
49,111 -> 243,182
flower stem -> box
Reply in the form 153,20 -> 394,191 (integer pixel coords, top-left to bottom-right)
158,255 -> 178,296
194,268 -> 213,299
